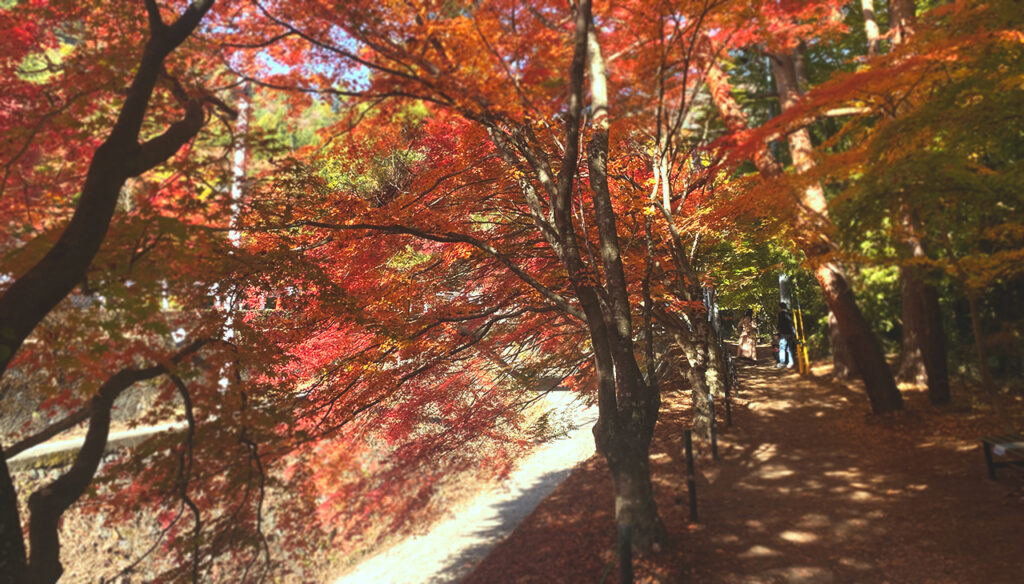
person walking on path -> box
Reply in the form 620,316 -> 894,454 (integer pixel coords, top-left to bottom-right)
737,309 -> 758,362
776,302 -> 796,369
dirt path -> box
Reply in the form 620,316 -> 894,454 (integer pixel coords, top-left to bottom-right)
467,349 -> 1024,583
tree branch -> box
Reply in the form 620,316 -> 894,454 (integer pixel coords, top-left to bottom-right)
289,220 -> 586,321
144,0 -> 166,33
128,99 -> 205,176
24,339 -> 209,582
4,409 -> 90,461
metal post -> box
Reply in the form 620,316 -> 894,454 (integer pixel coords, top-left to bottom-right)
684,429 -> 698,523
708,393 -> 719,460
794,307 -> 806,374
792,283 -> 811,376
724,357 -> 733,427
617,522 -> 633,584
778,273 -> 793,307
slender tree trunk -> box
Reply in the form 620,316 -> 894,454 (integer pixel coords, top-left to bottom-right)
650,201 -> 721,442
699,288 -> 730,400
861,0 -> 881,55
585,16 -> 666,549
670,324 -> 713,438
704,321 -> 729,400
491,1 -> 665,551
966,294 -> 996,392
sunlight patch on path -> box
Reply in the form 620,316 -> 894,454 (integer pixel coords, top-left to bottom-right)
332,392 -> 598,584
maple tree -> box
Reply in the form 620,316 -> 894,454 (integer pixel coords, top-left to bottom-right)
718,0 -> 1022,394
1,0 -> 1020,580
0,1 -> 352,580
0,0 -> 226,579
880,0 -> 950,405
850,0 -> 951,404
788,0 -> 1023,392
220,0 -> 778,551
1,2 -> 566,578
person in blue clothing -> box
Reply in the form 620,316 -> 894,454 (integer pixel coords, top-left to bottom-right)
776,302 -> 797,369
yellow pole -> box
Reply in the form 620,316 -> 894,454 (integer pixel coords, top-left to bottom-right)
795,307 -> 809,375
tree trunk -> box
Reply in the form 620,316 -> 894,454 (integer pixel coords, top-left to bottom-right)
703,288 -> 733,400
899,266 -> 950,403
815,260 -> 903,412
583,295 -> 666,551
885,0 -> 949,404
586,116 -> 667,549
830,310 -> 857,379
966,293 -> 996,393
771,52 -> 903,412
861,0 -> 881,55
0,454 -> 26,583
532,3 -> 667,551
589,346 -> 667,551
0,5 -> 214,578
662,316 -> 715,441
596,426 -> 664,550
888,0 -> 917,46
704,322 -> 730,400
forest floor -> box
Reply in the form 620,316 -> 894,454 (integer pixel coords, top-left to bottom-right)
465,346 -> 1024,583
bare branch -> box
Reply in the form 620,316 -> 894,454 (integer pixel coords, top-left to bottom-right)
169,374 -> 201,583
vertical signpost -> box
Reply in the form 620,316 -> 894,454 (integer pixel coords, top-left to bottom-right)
684,429 -> 698,523
779,274 -> 810,375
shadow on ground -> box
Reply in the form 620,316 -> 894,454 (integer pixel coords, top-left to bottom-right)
426,464 -> 584,583
466,345 -> 1024,583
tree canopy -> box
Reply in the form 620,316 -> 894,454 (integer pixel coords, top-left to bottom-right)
1,0 -> 1021,580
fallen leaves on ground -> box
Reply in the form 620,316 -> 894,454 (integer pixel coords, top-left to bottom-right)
466,347 -> 1024,583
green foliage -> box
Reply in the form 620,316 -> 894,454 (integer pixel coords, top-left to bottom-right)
705,230 -> 833,355
251,93 -> 337,151
852,264 -> 902,349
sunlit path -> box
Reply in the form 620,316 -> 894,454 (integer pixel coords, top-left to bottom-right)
683,351 -> 1023,583
467,345 -> 1024,582
332,393 -> 598,584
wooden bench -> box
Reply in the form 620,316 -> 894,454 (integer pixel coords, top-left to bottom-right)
981,434 -> 1024,479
